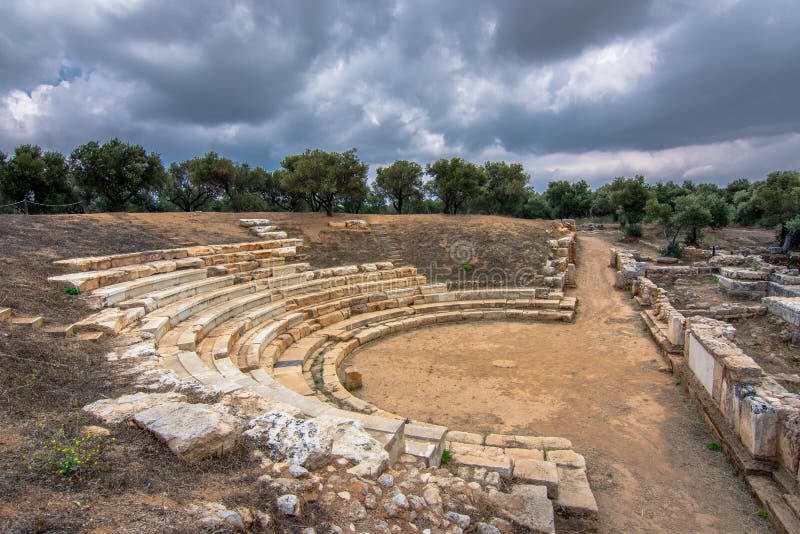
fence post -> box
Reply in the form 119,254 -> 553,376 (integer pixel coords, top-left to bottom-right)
23,199 -> 28,215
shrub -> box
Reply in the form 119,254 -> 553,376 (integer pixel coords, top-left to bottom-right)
462,263 -> 473,271
624,223 -> 643,238
706,442 -> 722,452
660,241 -> 683,259
63,286 -> 81,296
34,427 -> 111,480
441,449 -> 453,465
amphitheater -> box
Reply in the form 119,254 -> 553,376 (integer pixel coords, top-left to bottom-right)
2,213 -> 799,532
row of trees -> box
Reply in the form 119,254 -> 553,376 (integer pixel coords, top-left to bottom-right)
1,139 -> 798,251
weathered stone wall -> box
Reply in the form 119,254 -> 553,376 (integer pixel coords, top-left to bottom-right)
618,247 -> 800,494
684,317 -> 800,467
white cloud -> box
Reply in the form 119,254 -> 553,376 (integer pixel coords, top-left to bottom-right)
518,133 -> 800,188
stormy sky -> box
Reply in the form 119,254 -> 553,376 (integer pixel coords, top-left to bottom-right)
1,0 -> 799,188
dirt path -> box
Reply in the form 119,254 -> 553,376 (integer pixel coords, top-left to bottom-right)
348,235 -> 772,533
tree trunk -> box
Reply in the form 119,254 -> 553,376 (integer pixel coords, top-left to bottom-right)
782,229 -> 796,254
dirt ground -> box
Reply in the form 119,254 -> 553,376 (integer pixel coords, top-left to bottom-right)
599,222 -> 777,260
366,215 -> 552,287
661,274 -> 750,309
348,234 -> 773,533
734,315 -> 800,388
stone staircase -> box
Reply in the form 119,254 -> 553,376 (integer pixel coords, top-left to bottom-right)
370,223 -> 406,266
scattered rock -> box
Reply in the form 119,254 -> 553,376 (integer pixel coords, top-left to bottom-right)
288,464 -> 310,478
377,473 -> 395,488
491,360 -> 517,368
80,425 -> 111,438
276,494 -> 301,516
392,493 -> 409,509
445,511 -> 471,528
189,502 -> 245,531
475,522 -> 501,534
423,485 -> 442,506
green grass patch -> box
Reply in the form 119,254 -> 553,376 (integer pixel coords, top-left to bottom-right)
441,449 -> 453,465
707,442 -> 722,452
63,286 -> 81,296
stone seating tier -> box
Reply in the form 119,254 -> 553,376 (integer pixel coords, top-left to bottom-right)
59,231 -> 595,520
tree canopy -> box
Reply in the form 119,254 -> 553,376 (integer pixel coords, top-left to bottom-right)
426,158 -> 486,214
69,138 -> 166,212
280,149 -> 368,216
374,160 -> 424,214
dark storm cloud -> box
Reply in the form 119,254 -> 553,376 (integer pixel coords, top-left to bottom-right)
1,0 -> 798,183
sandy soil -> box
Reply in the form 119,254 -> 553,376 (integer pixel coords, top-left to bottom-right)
348,235 -> 772,533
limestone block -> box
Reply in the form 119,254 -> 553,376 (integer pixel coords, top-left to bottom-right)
566,263 -> 577,287
450,453 -> 512,479
512,459 -> 559,498
485,433 -> 517,448
762,297 -> 800,328
83,392 -> 187,424
514,435 -> 572,450
10,316 -> 43,329
239,219 -> 271,227
134,402 -> 245,461
719,267 -> 769,280
505,447 -> 545,461
244,412 -> 334,469
332,420 -> 390,478
546,449 -> 586,470
777,411 -> 800,478
554,467 -> 598,517
666,314 -> 685,346
344,367 -> 363,390
686,333 -> 717,396
446,430 -> 484,445
344,219 -> 369,229
489,484 -> 555,533
72,306 -> 145,334
738,395 -> 778,459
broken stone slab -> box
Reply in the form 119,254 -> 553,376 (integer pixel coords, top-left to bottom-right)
243,412 -> 389,477
554,467 -> 598,517
83,391 -> 187,424
512,459 -> 559,498
133,402 -> 245,461
332,420 -> 390,478
545,449 -> 586,469
244,412 -> 335,469
490,484 -> 555,534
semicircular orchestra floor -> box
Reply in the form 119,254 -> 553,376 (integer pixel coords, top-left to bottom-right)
346,235 -> 772,533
